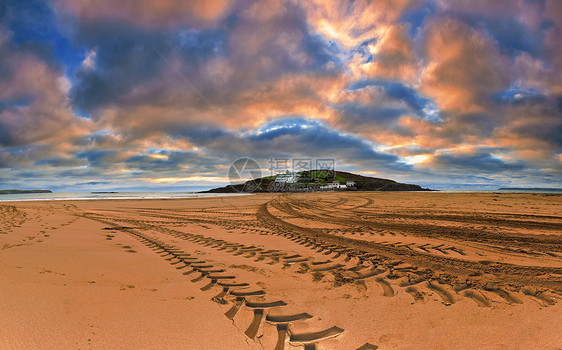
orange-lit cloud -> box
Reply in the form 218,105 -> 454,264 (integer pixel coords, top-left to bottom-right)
357,24 -> 421,83
420,17 -> 510,114
52,0 -> 233,27
0,30 -> 91,152
302,0 -> 415,47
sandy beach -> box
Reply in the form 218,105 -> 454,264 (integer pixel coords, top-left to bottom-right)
1,192 -> 561,349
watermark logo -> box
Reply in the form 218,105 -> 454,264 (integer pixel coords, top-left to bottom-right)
268,157 -> 335,179
227,157 -> 262,192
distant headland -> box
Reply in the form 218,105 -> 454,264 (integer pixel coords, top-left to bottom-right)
0,189 -> 52,195
203,170 -> 431,193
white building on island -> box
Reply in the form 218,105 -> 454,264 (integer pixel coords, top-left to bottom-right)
274,171 -> 299,183
320,181 -> 347,190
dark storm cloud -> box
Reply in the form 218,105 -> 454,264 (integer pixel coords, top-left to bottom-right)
400,1 -> 437,36
167,117 -> 408,173
513,121 -> 562,147
125,151 -> 201,171
35,156 -> 86,167
492,87 -> 547,105
70,23 -> 175,112
335,103 -> 409,125
76,149 -> 122,168
229,1 -> 342,77
432,149 -> 526,172
168,126 -> 234,147
458,15 -> 545,58
441,113 -> 500,140
69,1 -> 341,115
0,120 -> 14,146
1,0 -> 82,72
347,80 -> 440,121
0,145 -> 46,168
301,32 -> 342,70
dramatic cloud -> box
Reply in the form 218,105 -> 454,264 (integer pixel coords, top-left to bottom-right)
301,0 -> 415,47
420,17 -> 511,114
0,27 -> 91,172
52,0 -> 233,28
357,24 -> 421,82
0,0 -> 560,191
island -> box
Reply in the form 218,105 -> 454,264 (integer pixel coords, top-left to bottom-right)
203,170 -> 431,193
0,189 -> 52,195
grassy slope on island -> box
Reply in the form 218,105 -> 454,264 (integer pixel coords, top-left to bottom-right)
202,170 -> 429,193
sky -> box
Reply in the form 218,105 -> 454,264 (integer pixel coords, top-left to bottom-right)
0,0 -> 561,191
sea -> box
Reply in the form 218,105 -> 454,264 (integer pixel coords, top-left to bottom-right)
0,192 -> 251,202
1,188 -> 560,202
435,189 -> 562,194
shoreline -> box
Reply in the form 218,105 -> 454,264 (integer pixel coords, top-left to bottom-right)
0,192 -> 254,203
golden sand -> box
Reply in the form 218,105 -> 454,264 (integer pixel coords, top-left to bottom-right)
1,192 -> 561,349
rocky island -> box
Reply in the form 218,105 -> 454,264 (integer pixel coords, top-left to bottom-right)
203,170 -> 430,193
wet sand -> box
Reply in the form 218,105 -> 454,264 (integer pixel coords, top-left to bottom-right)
1,192 -> 561,349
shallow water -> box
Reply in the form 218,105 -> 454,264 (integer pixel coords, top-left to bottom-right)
0,191 -> 250,202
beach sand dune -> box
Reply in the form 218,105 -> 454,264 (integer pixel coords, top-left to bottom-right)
1,192 -> 561,349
